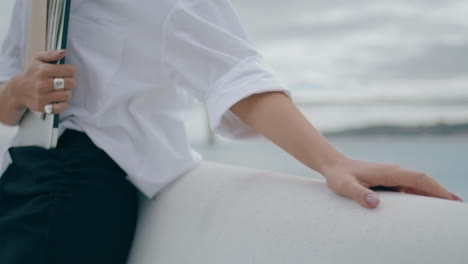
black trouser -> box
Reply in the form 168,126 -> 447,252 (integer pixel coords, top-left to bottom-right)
0,129 -> 138,264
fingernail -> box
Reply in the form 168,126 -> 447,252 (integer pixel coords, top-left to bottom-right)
450,193 -> 464,202
365,194 -> 380,207
57,49 -> 66,54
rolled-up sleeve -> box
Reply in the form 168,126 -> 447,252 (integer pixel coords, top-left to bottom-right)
162,0 -> 291,140
0,0 -> 27,82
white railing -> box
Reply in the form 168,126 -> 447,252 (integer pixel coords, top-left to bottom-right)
128,161 -> 468,264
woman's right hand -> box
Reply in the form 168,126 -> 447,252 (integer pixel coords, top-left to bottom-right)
10,50 -> 76,114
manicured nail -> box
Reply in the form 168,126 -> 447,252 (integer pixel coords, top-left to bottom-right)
450,193 -> 464,202
365,194 -> 380,207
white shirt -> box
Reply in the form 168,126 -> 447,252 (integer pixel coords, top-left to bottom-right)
0,0 -> 290,198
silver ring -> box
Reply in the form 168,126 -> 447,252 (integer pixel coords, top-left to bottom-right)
44,103 -> 54,114
53,78 -> 65,90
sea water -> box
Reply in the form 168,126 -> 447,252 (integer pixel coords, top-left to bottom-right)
1,125 -> 467,200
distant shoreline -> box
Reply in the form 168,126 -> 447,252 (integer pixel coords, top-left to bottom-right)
324,122 -> 468,137
2,122 -> 468,148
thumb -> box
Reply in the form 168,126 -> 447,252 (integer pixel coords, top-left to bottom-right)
35,50 -> 66,63
347,181 -> 380,209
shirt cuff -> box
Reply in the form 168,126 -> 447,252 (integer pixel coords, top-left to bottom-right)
205,57 -> 291,140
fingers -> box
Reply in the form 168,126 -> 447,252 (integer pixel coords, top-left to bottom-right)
37,63 -> 76,78
35,50 -> 67,63
28,90 -> 72,113
31,101 -> 69,114
28,77 -> 74,94
328,178 -> 380,209
25,77 -> 74,112
34,50 -> 76,78
346,180 -> 380,209
47,77 -> 76,91
49,102 -> 69,114
450,193 -> 464,202
402,188 -> 463,202
366,166 -> 454,201
325,159 -> 461,210
396,169 -> 453,200
47,90 -> 73,103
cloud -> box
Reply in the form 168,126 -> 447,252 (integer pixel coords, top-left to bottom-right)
1,0 -> 466,98
233,0 -> 468,42
362,42 -> 468,80
230,0 -> 468,97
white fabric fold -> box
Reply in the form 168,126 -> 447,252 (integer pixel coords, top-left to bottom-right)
0,0 -> 291,198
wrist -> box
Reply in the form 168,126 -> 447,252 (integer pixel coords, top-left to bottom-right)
316,152 -> 349,179
5,75 -> 27,111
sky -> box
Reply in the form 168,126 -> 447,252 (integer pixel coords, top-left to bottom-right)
1,0 -> 467,101
231,0 -> 468,102
0,0 -> 467,133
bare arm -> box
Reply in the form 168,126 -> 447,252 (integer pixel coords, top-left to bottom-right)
232,92 -> 345,175
231,92 -> 461,208
0,50 -> 75,127
0,80 -> 28,126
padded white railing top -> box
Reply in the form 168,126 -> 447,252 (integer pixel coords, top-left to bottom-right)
128,161 -> 468,264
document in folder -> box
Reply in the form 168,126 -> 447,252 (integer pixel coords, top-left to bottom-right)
16,0 -> 71,149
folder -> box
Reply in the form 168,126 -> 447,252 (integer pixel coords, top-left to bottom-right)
16,0 -> 71,149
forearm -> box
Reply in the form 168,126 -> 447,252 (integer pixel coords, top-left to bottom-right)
231,91 -> 459,208
230,92 -> 346,177
0,79 -> 27,126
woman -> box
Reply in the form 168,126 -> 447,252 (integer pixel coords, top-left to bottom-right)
0,0 -> 462,263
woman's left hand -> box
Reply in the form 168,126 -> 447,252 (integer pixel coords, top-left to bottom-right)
230,92 -> 463,209
323,157 -> 463,209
